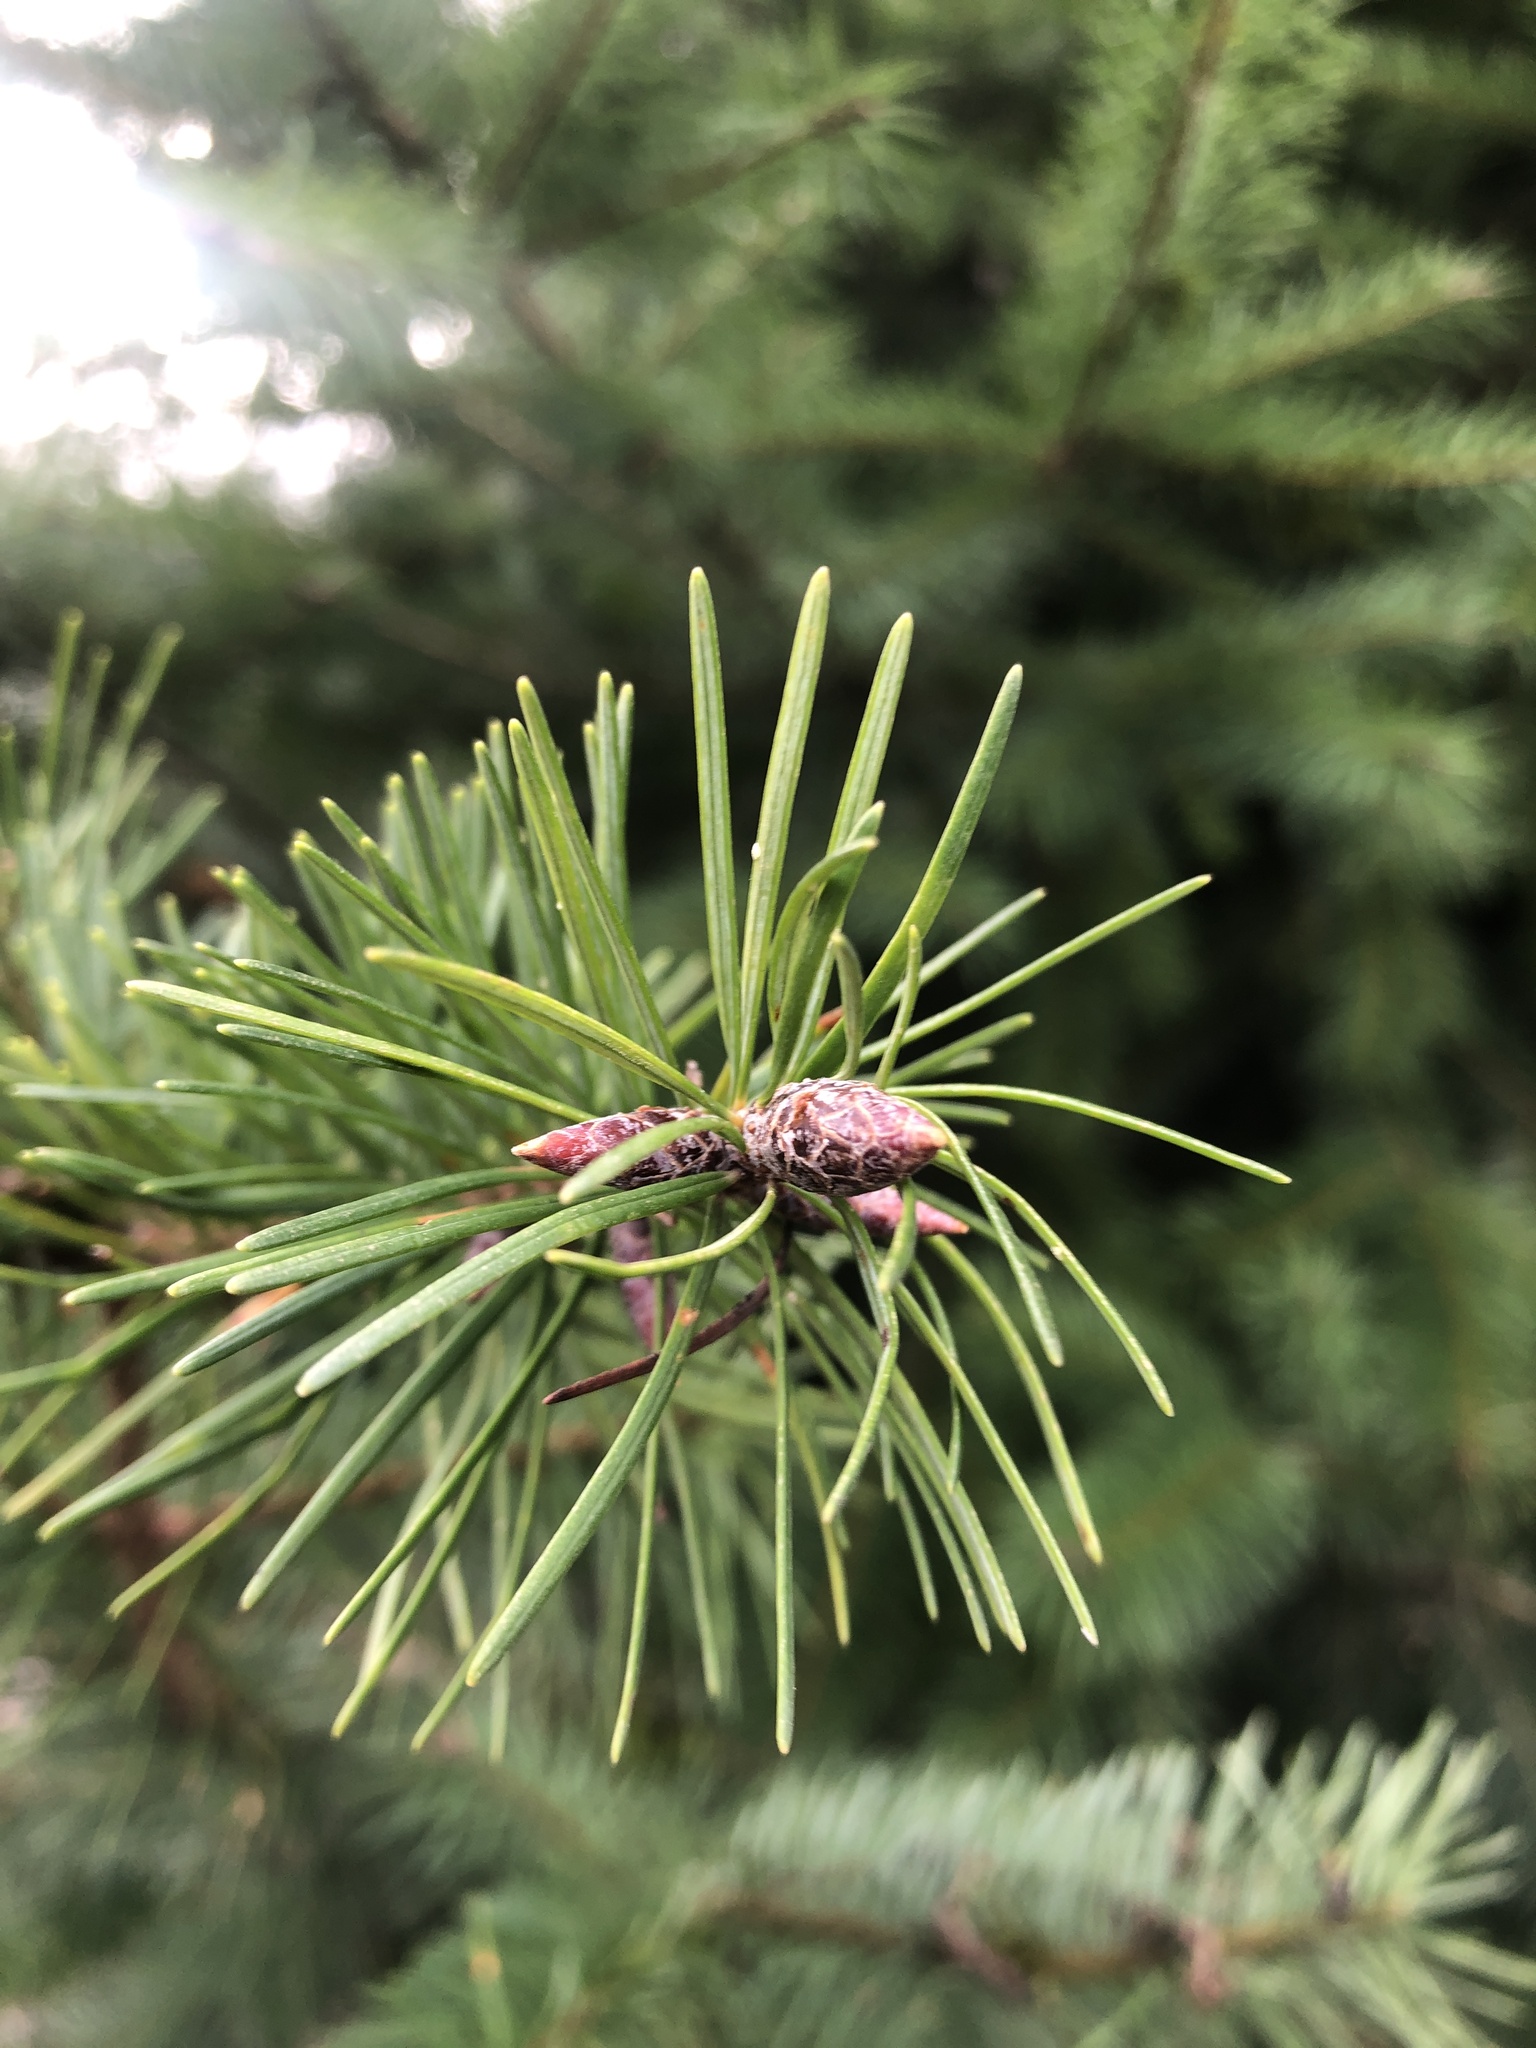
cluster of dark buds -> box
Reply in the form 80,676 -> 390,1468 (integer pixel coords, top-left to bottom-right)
514,1078 -> 959,1224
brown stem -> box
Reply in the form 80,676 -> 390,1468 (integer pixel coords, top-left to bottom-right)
543,1274 -> 774,1406
694,1884 -> 1406,1991
930,1900 -> 1032,2001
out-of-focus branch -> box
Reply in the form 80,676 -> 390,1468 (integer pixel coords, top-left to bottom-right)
529,94 -> 884,258
485,0 -> 624,211
291,0 -> 437,176
1061,0 -> 1239,439
694,1886 -> 1406,2000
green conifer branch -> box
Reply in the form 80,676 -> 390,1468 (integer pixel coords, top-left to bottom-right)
0,585 -> 1290,1750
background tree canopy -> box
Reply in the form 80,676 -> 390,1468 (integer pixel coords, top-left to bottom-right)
2,1 -> 1536,2042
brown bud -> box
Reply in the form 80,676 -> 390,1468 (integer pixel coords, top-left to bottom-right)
512,1107 -> 743,1188
740,1080 -> 944,1198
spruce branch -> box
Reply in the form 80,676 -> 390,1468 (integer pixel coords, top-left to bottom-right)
1061,0 -> 1241,439
1103,245 -> 1510,422
1357,31 -> 1536,139
325,1715 -> 1536,2047
1142,389 -> 1536,488
529,87 -> 898,259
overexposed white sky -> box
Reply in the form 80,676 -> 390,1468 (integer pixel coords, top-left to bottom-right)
0,0 -> 185,47
0,0 -> 406,506
0,85 -> 207,378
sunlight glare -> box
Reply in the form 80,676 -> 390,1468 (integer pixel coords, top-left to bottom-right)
0,62 -> 393,508
0,84 -> 207,372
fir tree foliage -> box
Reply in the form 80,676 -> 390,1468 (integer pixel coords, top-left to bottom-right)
330,1713 -> 1536,2047
3,0 -> 1533,815
0,1610 -> 1529,2048
0,589 -> 1286,1759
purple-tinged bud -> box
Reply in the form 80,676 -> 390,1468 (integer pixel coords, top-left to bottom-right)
512,1107 -> 743,1188
773,1184 -> 967,1242
851,1187 -> 967,1241
607,1219 -> 668,1347
740,1080 -> 944,1198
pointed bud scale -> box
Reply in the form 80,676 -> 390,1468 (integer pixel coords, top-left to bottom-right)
740,1080 -> 944,1198
512,1107 -> 743,1188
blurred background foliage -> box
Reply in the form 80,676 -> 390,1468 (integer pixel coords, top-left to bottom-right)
3,0 -> 1536,2040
